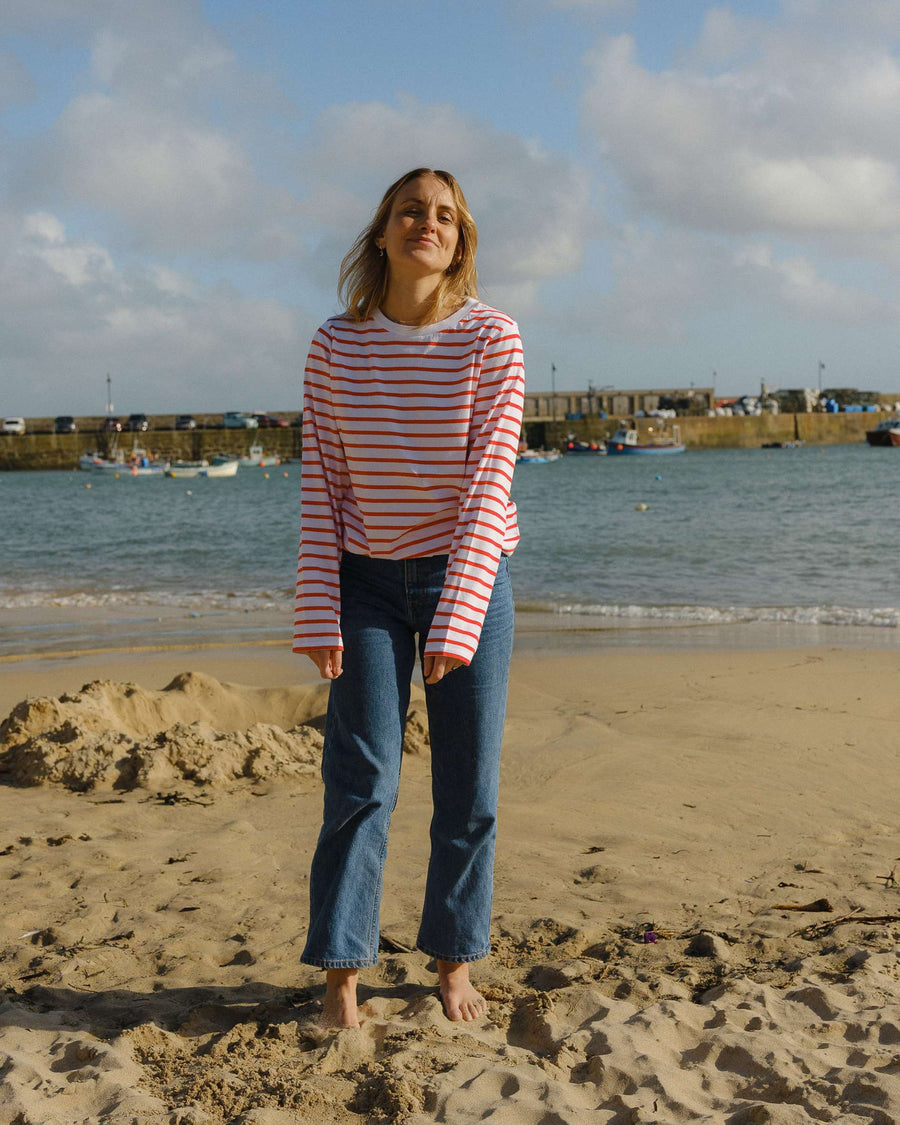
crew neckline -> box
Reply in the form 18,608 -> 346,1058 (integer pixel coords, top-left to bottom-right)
372,297 -> 477,337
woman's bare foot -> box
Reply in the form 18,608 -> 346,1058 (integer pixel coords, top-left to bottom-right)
321,968 -> 360,1028
437,960 -> 487,1022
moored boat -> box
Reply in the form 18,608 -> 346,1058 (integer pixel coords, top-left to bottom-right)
606,423 -> 685,455
212,443 -> 280,468
865,417 -> 900,447
165,459 -> 239,478
564,434 -> 606,455
79,439 -> 166,475
516,448 -> 561,464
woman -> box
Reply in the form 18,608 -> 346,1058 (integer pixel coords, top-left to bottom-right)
294,167 -> 525,1028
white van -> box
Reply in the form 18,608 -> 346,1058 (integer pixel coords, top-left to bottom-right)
2,417 -> 25,435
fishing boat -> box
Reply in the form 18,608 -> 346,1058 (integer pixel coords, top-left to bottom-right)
79,439 -> 167,475
563,434 -> 606,455
212,443 -> 280,468
865,417 -> 900,447
516,448 -> 561,464
78,375 -> 168,474
606,422 -> 685,456
165,459 -> 239,479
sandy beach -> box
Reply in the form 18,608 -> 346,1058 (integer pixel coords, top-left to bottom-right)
1,625 -> 899,1124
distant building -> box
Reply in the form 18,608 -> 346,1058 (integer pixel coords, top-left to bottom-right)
523,386 -> 714,420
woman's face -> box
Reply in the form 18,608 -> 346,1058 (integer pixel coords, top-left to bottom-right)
378,175 -> 461,283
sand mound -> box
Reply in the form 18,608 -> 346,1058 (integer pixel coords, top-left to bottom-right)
0,672 -> 429,791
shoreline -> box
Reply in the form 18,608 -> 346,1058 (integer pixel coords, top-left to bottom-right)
2,606 -> 898,718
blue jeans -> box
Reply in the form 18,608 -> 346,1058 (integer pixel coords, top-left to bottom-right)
301,552 -> 514,969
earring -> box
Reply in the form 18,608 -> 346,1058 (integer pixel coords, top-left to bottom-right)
377,245 -> 384,257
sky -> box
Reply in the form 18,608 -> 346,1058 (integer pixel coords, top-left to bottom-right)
3,0 -> 900,417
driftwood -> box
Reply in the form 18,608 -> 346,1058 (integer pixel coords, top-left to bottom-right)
792,908 -> 900,938
772,897 -> 833,912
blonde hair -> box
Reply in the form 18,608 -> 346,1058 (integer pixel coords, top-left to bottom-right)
338,168 -> 479,322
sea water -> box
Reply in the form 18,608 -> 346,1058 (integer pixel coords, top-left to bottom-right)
1,444 -> 898,656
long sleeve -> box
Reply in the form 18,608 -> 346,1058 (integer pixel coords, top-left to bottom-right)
292,329 -> 345,652
423,322 -> 525,663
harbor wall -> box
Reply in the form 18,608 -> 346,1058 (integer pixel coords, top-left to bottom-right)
0,427 -> 300,471
528,411 -> 880,450
0,410 -> 886,469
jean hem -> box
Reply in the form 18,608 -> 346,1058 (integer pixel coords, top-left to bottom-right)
300,955 -> 378,969
416,942 -> 490,964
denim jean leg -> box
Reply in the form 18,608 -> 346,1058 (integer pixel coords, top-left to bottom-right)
416,558 -> 514,962
301,556 -> 417,968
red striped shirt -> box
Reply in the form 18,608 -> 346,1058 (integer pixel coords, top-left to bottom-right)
293,299 -> 525,663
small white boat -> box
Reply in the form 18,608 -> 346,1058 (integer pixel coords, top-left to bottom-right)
517,448 -> 561,464
212,442 -> 280,468
165,459 -> 239,479
204,459 -> 239,477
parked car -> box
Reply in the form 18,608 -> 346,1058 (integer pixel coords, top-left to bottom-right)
175,414 -> 197,430
2,417 -> 25,435
252,412 -> 289,428
223,411 -> 259,429
102,417 -> 122,432
54,415 -> 77,433
124,412 -> 150,432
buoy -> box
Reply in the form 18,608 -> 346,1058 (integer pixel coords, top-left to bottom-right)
263,472 -> 270,479
655,474 -> 662,481
283,471 -> 289,477
635,502 -> 649,511
114,472 -> 120,478
186,489 -> 192,495
85,483 -> 92,489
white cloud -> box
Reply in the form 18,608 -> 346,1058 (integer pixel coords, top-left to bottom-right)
733,242 -> 889,321
0,211 -> 307,416
583,20 -> 900,238
298,98 -> 592,316
9,1 -> 297,258
18,92 -> 298,257
22,211 -> 114,286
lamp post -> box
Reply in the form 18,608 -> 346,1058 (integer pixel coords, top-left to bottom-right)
551,363 -> 557,426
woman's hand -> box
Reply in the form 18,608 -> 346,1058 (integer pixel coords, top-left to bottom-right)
423,653 -> 465,684
301,648 -> 343,680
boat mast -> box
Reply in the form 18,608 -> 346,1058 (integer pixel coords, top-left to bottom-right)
105,372 -> 118,458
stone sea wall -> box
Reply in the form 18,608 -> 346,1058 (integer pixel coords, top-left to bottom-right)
530,410 -> 879,450
0,410 -> 886,469
0,426 -> 300,471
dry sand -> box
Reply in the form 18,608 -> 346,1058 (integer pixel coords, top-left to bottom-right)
0,638 -> 898,1124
